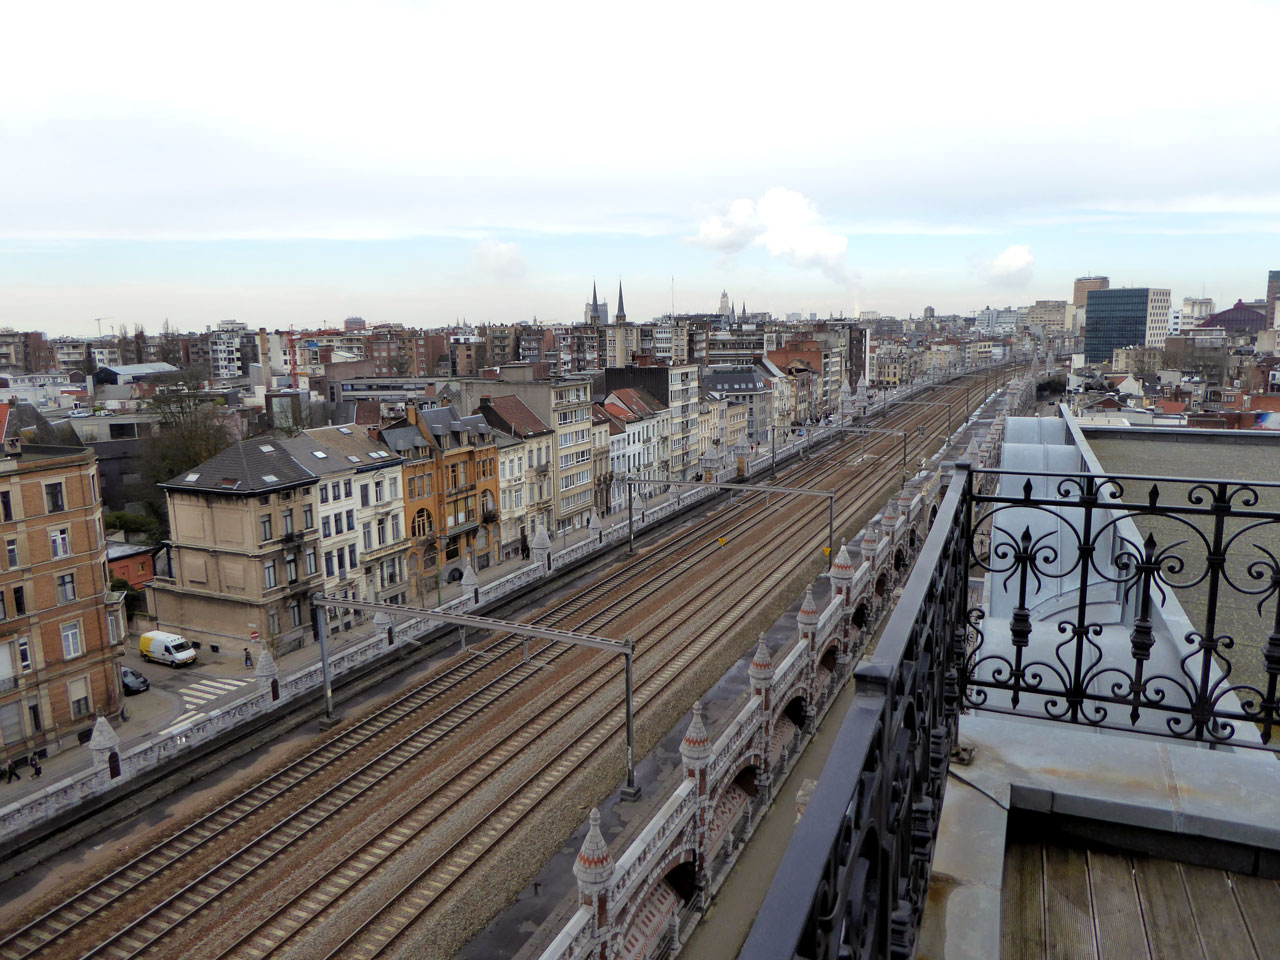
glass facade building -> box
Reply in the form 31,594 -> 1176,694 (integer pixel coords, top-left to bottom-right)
1084,288 -> 1153,364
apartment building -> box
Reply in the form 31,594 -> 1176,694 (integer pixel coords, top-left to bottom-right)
280,426 -> 408,632
473,394 -> 556,538
378,404 -> 501,595
601,388 -> 671,507
702,366 -> 774,445
591,405 -> 613,516
451,374 -> 596,532
602,363 -> 700,482
494,433 -> 529,559
697,392 -> 729,471
152,442 -> 320,655
1,403 -> 124,758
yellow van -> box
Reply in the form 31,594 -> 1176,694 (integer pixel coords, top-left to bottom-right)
139,630 -> 197,667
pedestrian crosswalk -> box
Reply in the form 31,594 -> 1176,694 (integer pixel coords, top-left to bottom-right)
169,677 -> 256,726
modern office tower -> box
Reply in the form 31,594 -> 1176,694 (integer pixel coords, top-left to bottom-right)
1083,288 -> 1171,363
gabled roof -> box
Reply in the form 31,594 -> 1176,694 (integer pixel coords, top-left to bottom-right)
418,405 -> 493,449
476,395 -> 553,438
607,387 -> 665,418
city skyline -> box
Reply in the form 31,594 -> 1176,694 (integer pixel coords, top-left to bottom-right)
3,0 -> 1278,334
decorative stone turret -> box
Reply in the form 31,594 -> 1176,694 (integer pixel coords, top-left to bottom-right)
373,610 -> 395,646
531,521 -> 552,571
830,539 -> 856,603
588,509 -> 603,544
89,716 -> 119,770
748,634 -> 774,690
460,562 -> 479,608
574,808 -> 614,933
862,517 -> 881,561
681,701 -> 712,771
798,584 -> 819,651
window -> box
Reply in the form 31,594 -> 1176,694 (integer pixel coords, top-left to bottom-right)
45,482 -> 65,514
13,586 -> 24,616
289,599 -> 302,627
360,484 -> 370,507
322,516 -> 332,537
303,505 -> 313,528
67,676 -> 91,718
263,560 -> 277,589
324,551 -> 335,577
348,544 -> 357,568
334,513 -> 343,535
412,509 -> 431,537
374,480 -> 384,503
56,573 -> 76,603
259,515 -> 272,541
282,510 -> 294,535
346,509 -> 354,530
320,486 -> 329,504
61,621 -> 83,659
0,491 -> 11,522
17,638 -> 30,672
336,549 -> 346,575
90,472 -> 99,503
286,554 -> 298,583
344,479 -> 352,499
391,515 -> 401,541
362,523 -> 372,551
389,477 -> 399,500
376,517 -> 386,545
4,539 -> 15,568
305,548 -> 317,575
331,481 -> 341,501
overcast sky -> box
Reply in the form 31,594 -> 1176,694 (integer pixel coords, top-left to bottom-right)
3,0 -> 1278,336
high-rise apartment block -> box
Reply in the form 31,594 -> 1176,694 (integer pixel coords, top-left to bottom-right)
1073,276 -> 1110,309
1083,288 -> 1171,363
1267,270 -> 1280,329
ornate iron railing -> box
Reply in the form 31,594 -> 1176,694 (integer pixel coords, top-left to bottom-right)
962,465 -> 1280,749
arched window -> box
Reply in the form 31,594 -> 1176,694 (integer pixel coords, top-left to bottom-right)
412,508 -> 433,538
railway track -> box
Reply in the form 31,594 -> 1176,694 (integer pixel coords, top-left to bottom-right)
0,369 -> 1012,960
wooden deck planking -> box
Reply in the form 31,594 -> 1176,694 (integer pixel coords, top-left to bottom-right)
1179,863 -> 1259,960
1001,842 -> 1047,960
1042,845 -> 1096,960
1086,851 -> 1150,960
1227,873 -> 1280,956
1003,841 -> 1276,960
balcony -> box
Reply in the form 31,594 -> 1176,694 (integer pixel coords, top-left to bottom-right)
742,412 -> 1280,960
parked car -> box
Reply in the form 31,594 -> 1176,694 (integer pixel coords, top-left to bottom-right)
69,410 -> 92,418
121,666 -> 150,695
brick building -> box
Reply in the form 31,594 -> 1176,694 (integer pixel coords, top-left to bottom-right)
1,403 -> 125,760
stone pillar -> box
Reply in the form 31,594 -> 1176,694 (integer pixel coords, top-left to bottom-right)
574,808 -> 615,956
460,562 -> 479,608
255,644 -> 280,699
531,521 -> 552,573
829,539 -> 855,608
89,716 -> 120,776
680,702 -> 713,909
748,636 -> 775,791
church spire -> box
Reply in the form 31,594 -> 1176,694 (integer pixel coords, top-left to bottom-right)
590,281 -> 601,324
615,281 -> 626,322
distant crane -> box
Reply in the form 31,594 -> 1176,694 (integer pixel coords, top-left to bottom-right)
93,317 -> 113,338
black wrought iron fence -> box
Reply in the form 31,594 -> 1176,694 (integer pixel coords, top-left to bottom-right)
963,465 -> 1280,748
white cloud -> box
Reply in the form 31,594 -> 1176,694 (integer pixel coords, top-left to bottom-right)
975,244 -> 1035,287
471,238 -> 526,281
690,188 -> 855,287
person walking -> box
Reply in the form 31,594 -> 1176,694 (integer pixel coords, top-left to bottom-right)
28,752 -> 41,779
243,647 -> 253,669
5,758 -> 19,783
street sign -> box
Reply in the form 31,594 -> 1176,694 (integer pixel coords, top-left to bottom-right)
249,630 -> 260,641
